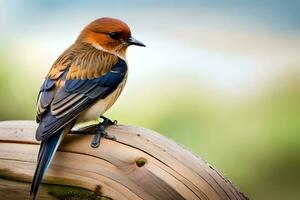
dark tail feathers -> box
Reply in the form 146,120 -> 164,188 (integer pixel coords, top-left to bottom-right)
30,130 -> 63,200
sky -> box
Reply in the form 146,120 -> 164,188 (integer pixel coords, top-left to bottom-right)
1,0 -> 300,98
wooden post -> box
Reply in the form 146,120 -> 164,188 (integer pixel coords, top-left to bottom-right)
0,121 -> 248,200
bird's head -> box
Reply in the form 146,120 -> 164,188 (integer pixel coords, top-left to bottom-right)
77,17 -> 145,58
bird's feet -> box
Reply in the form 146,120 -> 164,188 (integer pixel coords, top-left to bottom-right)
91,116 -> 117,148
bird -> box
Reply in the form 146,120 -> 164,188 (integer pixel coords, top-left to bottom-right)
30,17 -> 145,199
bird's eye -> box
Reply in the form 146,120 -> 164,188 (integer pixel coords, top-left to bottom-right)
109,32 -> 119,40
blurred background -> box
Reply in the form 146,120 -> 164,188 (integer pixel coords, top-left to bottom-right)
1,0 -> 300,199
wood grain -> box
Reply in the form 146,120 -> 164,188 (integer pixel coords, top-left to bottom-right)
0,121 -> 248,200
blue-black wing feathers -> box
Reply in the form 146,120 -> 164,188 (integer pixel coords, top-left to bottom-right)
30,130 -> 64,200
36,58 -> 127,141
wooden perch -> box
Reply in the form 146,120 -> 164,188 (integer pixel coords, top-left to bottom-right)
0,121 -> 248,200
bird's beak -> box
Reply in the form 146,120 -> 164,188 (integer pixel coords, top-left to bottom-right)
128,36 -> 146,47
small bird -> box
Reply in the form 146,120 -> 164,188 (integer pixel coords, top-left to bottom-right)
30,17 -> 145,199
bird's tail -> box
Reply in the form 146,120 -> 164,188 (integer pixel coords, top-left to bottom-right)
30,130 -> 64,200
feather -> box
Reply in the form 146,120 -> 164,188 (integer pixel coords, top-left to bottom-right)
35,50 -> 127,141
30,130 -> 64,200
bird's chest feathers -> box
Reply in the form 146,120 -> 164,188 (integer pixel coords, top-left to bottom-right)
71,73 -> 127,131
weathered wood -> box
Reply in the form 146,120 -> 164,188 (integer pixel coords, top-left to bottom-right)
0,121 -> 248,200
0,178 -> 108,200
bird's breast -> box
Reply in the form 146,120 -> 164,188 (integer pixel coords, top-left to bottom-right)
71,73 -> 128,131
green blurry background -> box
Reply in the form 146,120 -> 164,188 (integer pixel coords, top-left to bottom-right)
1,1 -> 300,199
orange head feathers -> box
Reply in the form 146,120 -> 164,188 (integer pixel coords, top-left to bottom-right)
77,17 -> 145,56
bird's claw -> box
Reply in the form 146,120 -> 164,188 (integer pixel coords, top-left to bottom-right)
100,116 -> 118,125
103,133 -> 117,141
91,116 -> 117,148
91,128 -> 103,148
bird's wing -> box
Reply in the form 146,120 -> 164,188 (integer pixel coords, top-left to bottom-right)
36,48 -> 127,141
